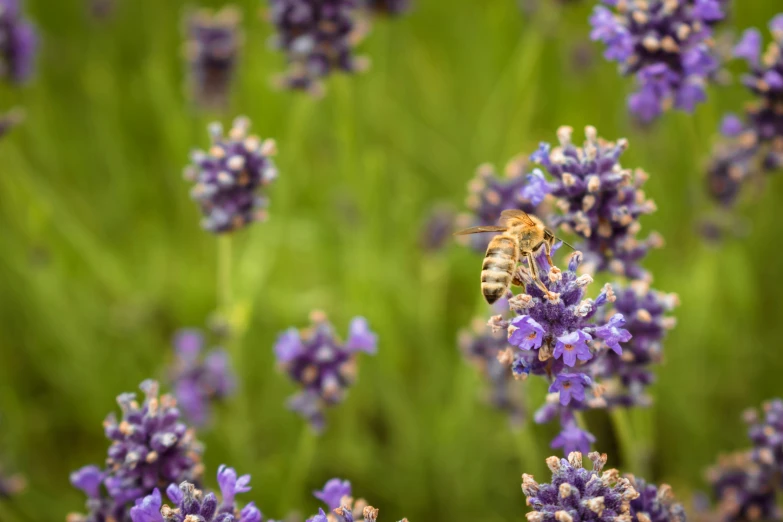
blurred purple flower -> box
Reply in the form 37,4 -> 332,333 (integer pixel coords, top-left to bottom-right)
365,0 -> 410,16
185,7 -> 242,110
551,421 -> 595,455
269,0 -> 368,94
0,0 -> 38,84
314,478 -> 352,510
170,328 -> 236,426
590,0 -> 726,123
184,117 -> 278,234
274,312 -> 378,432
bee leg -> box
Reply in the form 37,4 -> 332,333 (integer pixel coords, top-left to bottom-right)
544,241 -> 554,268
525,252 -> 554,299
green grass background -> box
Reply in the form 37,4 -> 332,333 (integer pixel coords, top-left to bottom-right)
1,0 -> 782,520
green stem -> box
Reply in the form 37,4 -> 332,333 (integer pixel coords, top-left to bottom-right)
610,408 -> 640,473
217,234 -> 233,318
279,426 -> 317,513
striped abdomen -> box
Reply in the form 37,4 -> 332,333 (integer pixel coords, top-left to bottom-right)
481,235 -> 518,304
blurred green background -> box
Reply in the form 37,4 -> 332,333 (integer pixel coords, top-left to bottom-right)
1,0 -> 782,520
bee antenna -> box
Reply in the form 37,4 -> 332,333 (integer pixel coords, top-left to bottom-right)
556,237 -> 576,251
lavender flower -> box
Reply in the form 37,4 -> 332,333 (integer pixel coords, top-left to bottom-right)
170,329 -> 236,427
129,465 -> 261,522
0,0 -> 37,84
706,451 -> 780,522
274,312 -> 377,431
459,318 -> 526,426
185,7 -> 242,110
69,380 -> 203,522
529,126 -> 661,279
746,399 -> 783,476
309,478 -> 406,522
419,204 -> 455,253
522,451 -> 685,522
184,117 -> 278,234
594,282 -> 678,408
457,157 -> 542,252
269,0 -> 368,94
590,0 -> 726,123
490,247 -> 632,453
706,15 -> 783,207
364,0 -> 410,16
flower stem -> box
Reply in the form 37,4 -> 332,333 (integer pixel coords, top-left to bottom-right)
279,426 -> 317,513
610,407 -> 640,473
217,234 -> 233,318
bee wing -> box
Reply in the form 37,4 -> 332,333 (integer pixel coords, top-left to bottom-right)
500,209 -> 536,226
453,225 -> 507,236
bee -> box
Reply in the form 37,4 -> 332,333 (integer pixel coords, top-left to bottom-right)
455,209 -> 563,304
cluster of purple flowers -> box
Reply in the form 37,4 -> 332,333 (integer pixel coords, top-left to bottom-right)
456,157 -> 540,252
309,478 -> 407,522
590,0 -> 727,123
489,248 -> 633,454
522,451 -> 685,522
169,329 -> 236,427
706,14 -> 783,207
704,399 -> 783,521
528,126 -> 661,281
0,0 -> 37,84
274,312 -> 377,432
184,7 -> 242,110
458,315 -> 526,426
183,117 -> 278,234
128,465 -> 261,522
269,0 -> 368,94
69,380 -> 204,522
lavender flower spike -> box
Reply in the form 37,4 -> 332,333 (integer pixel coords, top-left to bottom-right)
530,126 -> 661,279
706,13 -> 783,207
0,0 -> 38,84
131,465 -> 261,522
491,247 -> 632,453
590,0 -> 726,122
270,0 -> 369,94
522,452 -> 685,522
170,328 -> 236,426
274,312 -> 378,431
185,6 -> 242,110
310,477 -> 408,522
69,380 -> 203,522
184,117 -> 278,234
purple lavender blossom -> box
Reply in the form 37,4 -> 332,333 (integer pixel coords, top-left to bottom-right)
69,380 -> 203,522
590,0 -> 726,123
184,117 -> 278,234
185,7 -> 242,110
129,465 -> 261,522
706,451 -> 780,522
522,451 -> 685,522
309,478 -> 403,522
170,329 -> 236,427
458,318 -> 526,426
529,126 -> 661,279
457,157 -> 543,252
364,0 -> 410,16
706,15 -> 783,207
746,399 -> 783,475
594,282 -> 678,408
269,0 -> 368,94
0,0 -> 37,84
274,312 -> 377,431
490,248 -> 632,453
419,204 -> 455,253
551,420 -> 595,456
